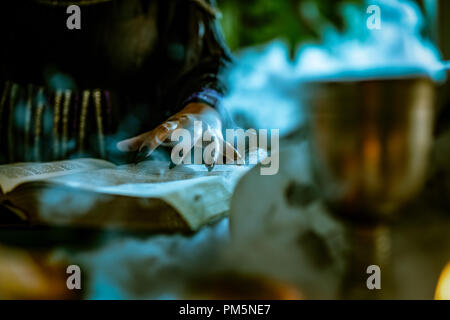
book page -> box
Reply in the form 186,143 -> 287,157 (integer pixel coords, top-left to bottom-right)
40,161 -> 251,230
96,176 -> 232,230
0,158 -> 115,194
46,161 -> 250,191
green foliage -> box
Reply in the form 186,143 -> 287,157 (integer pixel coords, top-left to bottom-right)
217,0 -> 363,54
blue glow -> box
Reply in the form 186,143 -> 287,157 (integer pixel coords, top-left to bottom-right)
222,0 -> 446,136
222,40 -> 303,135
294,0 -> 446,81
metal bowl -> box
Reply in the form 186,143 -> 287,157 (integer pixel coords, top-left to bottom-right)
301,76 -> 435,223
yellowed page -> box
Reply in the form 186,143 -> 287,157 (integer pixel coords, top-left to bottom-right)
0,158 -> 115,194
46,161 -> 250,190
42,161 -> 251,230
93,176 -> 232,230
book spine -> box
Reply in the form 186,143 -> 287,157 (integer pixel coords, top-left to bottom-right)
33,87 -> 46,162
61,90 -> 72,159
52,90 -> 63,159
78,90 -> 90,155
93,89 -> 105,159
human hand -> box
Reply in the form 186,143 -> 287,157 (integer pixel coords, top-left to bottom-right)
116,102 -> 241,170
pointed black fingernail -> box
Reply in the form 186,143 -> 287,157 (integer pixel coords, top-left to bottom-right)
134,146 -> 150,164
168,160 -> 176,170
206,162 -> 215,172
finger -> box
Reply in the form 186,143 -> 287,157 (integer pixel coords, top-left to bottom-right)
134,145 -> 152,164
134,125 -> 175,163
212,135 -> 221,165
220,137 -> 244,164
116,132 -> 148,152
159,115 -> 196,148
205,135 -> 220,171
156,120 -> 181,147
174,124 -> 203,166
117,120 -> 180,153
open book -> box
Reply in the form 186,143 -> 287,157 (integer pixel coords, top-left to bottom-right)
0,159 -> 249,232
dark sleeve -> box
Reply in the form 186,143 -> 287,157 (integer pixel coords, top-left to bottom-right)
157,0 -> 233,121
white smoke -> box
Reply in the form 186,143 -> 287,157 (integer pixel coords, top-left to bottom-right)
294,0 -> 446,81
221,41 -> 304,135
62,219 -> 231,299
51,0 -> 447,299
222,0 -> 446,135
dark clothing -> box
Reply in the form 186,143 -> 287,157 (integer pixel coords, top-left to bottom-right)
0,0 -> 231,164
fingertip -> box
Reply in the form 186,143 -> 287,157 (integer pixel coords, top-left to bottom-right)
116,141 -> 127,152
224,140 -> 243,161
117,139 -> 134,152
